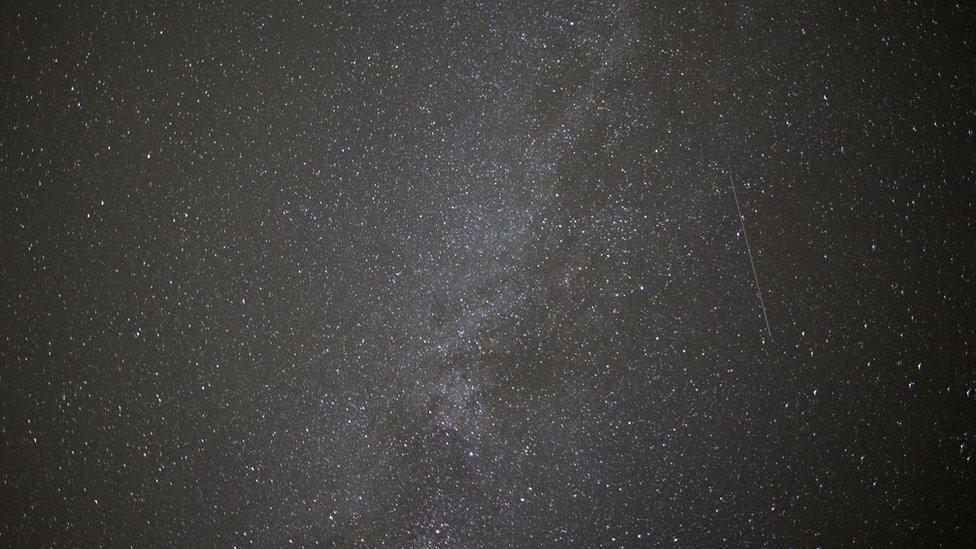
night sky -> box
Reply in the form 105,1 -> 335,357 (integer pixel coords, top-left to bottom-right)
3,1 -> 976,546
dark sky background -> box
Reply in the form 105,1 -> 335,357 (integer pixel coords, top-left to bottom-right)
2,1 -> 976,546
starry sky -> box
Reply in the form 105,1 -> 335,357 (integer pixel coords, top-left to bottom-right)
2,1 -> 976,546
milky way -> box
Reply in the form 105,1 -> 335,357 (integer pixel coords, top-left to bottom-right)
2,1 -> 976,546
